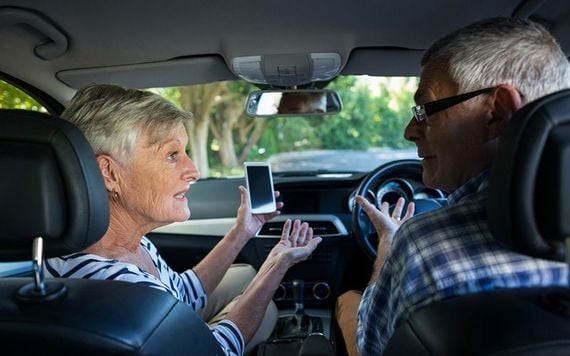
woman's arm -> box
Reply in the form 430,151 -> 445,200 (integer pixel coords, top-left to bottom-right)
225,219 -> 321,343
193,186 -> 282,295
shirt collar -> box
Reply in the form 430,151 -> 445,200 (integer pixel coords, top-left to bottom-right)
448,171 -> 489,205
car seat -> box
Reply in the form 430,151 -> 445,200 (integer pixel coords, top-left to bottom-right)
383,89 -> 570,355
0,109 -> 223,355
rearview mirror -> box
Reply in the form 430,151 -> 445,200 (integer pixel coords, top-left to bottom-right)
245,89 -> 342,117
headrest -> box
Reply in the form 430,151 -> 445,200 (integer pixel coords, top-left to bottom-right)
0,109 -> 109,261
488,89 -> 570,262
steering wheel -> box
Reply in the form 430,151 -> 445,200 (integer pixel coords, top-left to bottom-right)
352,159 -> 444,260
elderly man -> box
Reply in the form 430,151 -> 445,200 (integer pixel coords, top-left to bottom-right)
336,17 -> 570,356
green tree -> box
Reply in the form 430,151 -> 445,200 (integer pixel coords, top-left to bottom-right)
0,80 -> 46,111
319,76 -> 377,150
370,77 -> 417,148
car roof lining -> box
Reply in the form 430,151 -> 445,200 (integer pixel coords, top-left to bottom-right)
1,0 -> 569,105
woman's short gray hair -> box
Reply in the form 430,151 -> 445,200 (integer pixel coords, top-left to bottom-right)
422,17 -> 570,103
61,84 -> 192,164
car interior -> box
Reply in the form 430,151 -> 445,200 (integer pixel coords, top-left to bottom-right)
0,0 -> 569,355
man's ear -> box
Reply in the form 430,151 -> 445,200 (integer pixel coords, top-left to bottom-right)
486,85 -> 523,140
96,154 -> 122,193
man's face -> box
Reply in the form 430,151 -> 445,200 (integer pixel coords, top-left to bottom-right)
404,61 -> 494,192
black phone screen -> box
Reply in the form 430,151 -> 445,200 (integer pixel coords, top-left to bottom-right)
246,165 -> 275,213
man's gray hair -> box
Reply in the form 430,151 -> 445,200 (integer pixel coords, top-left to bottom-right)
422,17 -> 570,103
61,84 -> 192,165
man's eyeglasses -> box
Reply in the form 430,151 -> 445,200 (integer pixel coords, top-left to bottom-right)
411,87 -> 495,122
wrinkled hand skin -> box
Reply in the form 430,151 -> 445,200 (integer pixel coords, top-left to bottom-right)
268,219 -> 322,269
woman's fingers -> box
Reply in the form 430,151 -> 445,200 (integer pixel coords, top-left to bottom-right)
289,219 -> 302,245
296,224 -> 310,246
280,219 -> 292,242
238,185 -> 249,208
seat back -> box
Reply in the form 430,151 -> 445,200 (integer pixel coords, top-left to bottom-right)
0,109 -> 222,354
384,90 -> 570,356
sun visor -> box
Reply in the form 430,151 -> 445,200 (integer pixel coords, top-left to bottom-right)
57,55 -> 237,89
342,48 -> 424,77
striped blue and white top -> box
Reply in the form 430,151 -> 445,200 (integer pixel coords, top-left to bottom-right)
45,236 -> 244,356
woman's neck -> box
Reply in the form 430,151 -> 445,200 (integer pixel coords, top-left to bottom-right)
85,204 -> 157,258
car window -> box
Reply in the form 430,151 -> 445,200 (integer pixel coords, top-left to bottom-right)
153,75 -> 419,178
0,79 -> 47,112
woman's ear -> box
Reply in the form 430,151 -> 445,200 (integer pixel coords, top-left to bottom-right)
96,154 -> 122,193
486,85 -> 523,140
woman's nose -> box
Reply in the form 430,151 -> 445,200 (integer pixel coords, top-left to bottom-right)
182,154 -> 200,183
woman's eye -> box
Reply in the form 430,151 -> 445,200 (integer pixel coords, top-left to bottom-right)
167,152 -> 178,162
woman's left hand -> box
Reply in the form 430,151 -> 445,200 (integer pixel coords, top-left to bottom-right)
234,185 -> 283,240
267,219 -> 322,268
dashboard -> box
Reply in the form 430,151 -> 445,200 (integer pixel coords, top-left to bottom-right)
150,160 -> 447,309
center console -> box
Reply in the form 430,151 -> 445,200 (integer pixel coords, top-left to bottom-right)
256,279 -> 335,356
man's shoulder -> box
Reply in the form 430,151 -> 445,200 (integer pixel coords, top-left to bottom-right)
406,192 -> 485,229
393,191 -> 488,252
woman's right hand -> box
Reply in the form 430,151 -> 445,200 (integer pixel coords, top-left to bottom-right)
267,219 -> 322,269
233,186 -> 282,241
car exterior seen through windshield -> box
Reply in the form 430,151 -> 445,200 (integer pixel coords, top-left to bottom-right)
151,76 -> 419,177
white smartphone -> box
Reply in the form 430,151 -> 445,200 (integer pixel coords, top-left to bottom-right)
244,161 -> 277,214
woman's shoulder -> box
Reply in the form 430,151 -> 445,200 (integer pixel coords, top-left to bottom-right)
46,252 -> 154,283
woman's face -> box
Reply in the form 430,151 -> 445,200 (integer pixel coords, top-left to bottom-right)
117,122 -> 200,228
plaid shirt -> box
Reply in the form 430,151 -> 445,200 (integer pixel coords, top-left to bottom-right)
356,171 -> 569,355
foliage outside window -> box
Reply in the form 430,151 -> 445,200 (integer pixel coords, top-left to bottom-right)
154,76 -> 418,178
0,80 -> 46,112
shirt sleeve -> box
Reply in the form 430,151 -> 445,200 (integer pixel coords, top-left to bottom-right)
210,320 -> 245,356
177,268 -> 208,310
356,224 -> 412,355
356,260 -> 396,355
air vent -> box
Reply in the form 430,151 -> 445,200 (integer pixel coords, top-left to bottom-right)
258,220 -> 339,237
258,222 -> 285,236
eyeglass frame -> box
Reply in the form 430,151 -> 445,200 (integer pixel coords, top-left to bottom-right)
411,87 -> 495,122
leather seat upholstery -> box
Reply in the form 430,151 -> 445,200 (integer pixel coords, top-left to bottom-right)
0,109 -> 222,355
384,90 -> 570,355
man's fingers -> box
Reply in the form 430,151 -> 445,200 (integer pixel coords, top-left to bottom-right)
391,197 -> 405,220
403,202 -> 415,221
380,201 -> 390,215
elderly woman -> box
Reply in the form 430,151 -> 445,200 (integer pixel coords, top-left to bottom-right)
45,84 -> 321,356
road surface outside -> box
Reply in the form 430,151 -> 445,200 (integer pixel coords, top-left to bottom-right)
269,147 -> 418,173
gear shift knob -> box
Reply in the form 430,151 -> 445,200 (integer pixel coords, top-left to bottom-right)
292,279 -> 305,314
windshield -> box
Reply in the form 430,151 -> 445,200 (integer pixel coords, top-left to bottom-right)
153,75 -> 418,178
